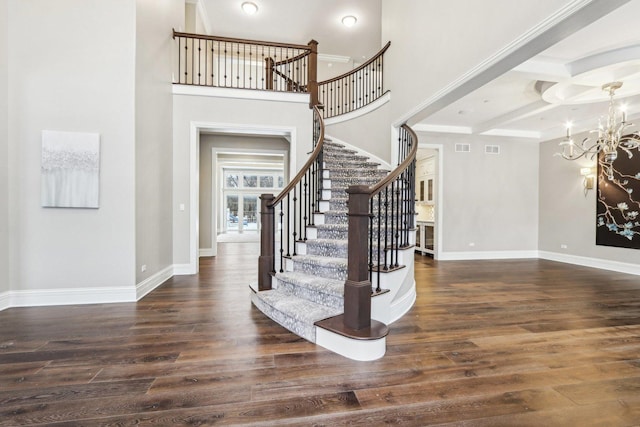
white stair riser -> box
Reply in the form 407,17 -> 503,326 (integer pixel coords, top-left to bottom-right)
315,327 -> 386,361
313,213 -> 325,225
295,241 -> 307,255
318,200 -> 330,211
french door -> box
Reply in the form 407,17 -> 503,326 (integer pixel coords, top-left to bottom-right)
222,169 -> 283,234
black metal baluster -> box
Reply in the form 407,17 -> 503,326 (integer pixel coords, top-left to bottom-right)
391,179 -> 396,268
279,202 -> 284,272
282,192 -> 291,257
383,187 -> 389,270
303,174 -> 308,241
223,41 -> 227,87
394,177 -> 401,266
369,197 -> 374,284
292,186 -> 297,255
376,194 -> 382,293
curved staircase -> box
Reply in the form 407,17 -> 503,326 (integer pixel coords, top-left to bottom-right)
251,139 -> 416,360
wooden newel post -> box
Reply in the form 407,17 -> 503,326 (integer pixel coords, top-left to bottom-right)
259,194 -> 275,291
344,185 -> 372,330
265,57 -> 274,91
307,39 -> 319,108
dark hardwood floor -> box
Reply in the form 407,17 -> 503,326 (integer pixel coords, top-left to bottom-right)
1,243 -> 639,426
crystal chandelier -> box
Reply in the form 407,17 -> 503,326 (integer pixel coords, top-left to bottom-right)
557,81 -> 640,180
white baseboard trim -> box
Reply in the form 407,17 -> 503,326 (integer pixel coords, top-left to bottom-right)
136,265 -> 174,301
9,286 -> 136,308
0,291 -> 9,311
438,250 -> 539,261
539,251 -> 640,276
199,248 -> 214,257
173,263 -> 196,275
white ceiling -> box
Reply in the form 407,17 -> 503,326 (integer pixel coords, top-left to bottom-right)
197,0 -> 640,143
199,0 -> 382,62
417,1 -> 640,142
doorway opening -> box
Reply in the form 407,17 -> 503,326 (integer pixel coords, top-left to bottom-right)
199,133 -> 289,255
218,161 -> 285,242
415,144 -> 442,260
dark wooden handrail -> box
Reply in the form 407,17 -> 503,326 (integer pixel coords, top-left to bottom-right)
368,124 -> 418,197
269,106 -> 325,207
272,69 -> 306,92
259,106 -> 325,290
273,41 -> 316,66
318,41 -> 391,85
318,41 -> 390,118
172,29 -> 311,51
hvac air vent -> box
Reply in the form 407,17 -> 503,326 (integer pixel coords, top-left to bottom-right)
484,145 -> 500,154
485,145 -> 500,154
455,143 -> 470,153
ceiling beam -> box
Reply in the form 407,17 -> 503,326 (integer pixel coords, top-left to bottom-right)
471,100 -> 556,134
398,0 -> 631,127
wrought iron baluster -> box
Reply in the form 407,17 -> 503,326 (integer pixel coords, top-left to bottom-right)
278,201 -> 284,273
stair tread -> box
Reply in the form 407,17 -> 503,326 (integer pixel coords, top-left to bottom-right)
276,271 -> 344,297
257,289 -> 342,323
307,238 -> 348,246
294,254 -> 347,268
316,223 -> 348,230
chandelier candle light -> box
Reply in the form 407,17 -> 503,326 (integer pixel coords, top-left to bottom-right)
557,81 -> 640,180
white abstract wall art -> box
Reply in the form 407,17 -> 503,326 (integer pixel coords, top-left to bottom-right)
41,130 -> 100,209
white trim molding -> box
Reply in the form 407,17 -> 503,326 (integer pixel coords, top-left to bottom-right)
173,85 -> 310,104
136,266 -> 174,301
187,121 -> 298,275
539,251 -> 640,276
438,250 -> 539,261
318,53 -> 351,64
8,286 -> 136,308
199,248 -> 215,257
0,291 -> 9,311
174,263 -> 196,275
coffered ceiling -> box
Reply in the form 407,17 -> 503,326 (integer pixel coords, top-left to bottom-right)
416,1 -> 640,142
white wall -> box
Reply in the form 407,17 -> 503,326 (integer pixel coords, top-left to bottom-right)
420,133 -> 539,255
172,94 -> 312,266
325,101 -> 392,163
0,1 -> 9,298
539,133 -> 640,265
135,0 -> 183,285
7,0 -> 137,294
185,1 -> 207,34
381,0 -> 576,122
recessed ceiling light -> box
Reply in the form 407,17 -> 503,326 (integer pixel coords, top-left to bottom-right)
242,2 -> 258,15
342,15 -> 357,27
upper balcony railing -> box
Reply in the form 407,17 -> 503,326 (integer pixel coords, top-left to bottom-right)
173,30 -> 318,106
173,30 -> 389,118
318,41 -> 391,119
